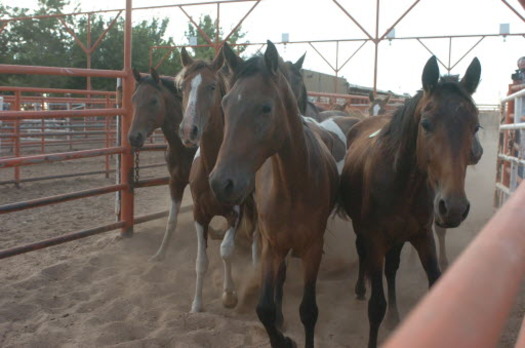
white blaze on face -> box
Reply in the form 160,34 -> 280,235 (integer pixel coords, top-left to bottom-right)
372,103 -> 381,116
185,73 -> 202,120
237,93 -> 242,102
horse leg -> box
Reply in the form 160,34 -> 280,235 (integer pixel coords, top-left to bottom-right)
256,245 -> 295,348
355,235 -> 367,300
252,228 -> 261,267
220,208 -> 240,309
384,242 -> 404,329
411,231 -> 441,288
275,258 -> 287,330
434,223 -> 449,270
367,251 -> 387,348
150,180 -> 186,262
300,243 -> 323,348
191,221 -> 209,313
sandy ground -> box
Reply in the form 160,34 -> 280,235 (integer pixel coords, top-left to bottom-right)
0,111 -> 523,347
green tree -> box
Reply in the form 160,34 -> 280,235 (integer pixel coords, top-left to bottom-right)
184,14 -> 247,61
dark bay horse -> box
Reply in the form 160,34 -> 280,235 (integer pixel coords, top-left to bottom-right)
209,41 -> 339,348
176,46 -> 257,312
282,54 -> 324,119
339,56 -> 481,348
128,68 -> 196,261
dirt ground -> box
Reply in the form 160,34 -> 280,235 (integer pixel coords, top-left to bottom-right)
0,111 -> 523,347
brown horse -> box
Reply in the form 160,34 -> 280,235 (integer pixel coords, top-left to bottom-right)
368,91 -> 392,116
209,41 -> 339,348
339,56 -> 481,348
128,68 -> 196,261
176,46 -> 258,313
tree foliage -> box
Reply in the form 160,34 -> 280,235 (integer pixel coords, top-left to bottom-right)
0,3 -> 247,91
184,14 -> 247,61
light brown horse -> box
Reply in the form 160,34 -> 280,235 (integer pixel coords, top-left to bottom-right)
128,68 -> 196,261
176,46 -> 258,313
209,41 -> 339,348
339,56 -> 481,348
368,91 -> 392,116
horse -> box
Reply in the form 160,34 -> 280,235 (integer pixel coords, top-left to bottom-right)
209,41 -> 339,348
176,46 -> 258,313
282,53 -> 325,120
368,91 -> 391,116
128,68 -> 196,261
339,56 -> 482,348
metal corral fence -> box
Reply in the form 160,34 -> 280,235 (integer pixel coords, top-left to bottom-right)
0,86 -> 165,186
0,0 -> 166,259
495,83 -> 525,208
308,90 -> 406,114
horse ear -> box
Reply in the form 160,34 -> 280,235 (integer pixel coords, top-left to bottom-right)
222,41 -> 242,73
368,91 -> 375,102
460,57 -> 481,94
294,52 -> 306,70
211,45 -> 225,71
422,56 -> 440,93
150,68 -> 160,84
264,40 -> 280,75
181,47 -> 193,67
132,68 -> 141,82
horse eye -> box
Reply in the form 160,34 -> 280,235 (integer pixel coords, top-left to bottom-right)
474,125 -> 482,133
209,83 -> 216,91
421,118 -> 432,132
261,103 -> 272,114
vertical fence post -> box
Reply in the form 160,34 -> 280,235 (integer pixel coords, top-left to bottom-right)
119,0 -> 134,237
13,91 -> 21,188
105,95 -> 110,178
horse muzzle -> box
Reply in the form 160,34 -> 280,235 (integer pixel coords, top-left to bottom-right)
434,195 -> 470,228
128,132 -> 145,148
179,123 -> 200,148
209,170 -> 251,205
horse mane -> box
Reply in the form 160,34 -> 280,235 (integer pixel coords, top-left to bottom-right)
139,74 -> 179,97
175,59 -> 227,97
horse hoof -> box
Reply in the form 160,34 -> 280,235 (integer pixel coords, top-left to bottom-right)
284,336 -> 297,348
355,294 -> 366,301
190,301 -> 203,313
222,290 -> 238,308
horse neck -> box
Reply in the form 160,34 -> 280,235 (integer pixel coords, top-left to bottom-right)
160,88 -> 183,146
297,84 -> 308,114
270,89 -> 310,194
384,93 -> 426,183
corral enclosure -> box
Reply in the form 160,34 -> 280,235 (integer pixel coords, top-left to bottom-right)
3,110 -> 524,347
1,0 -> 525,347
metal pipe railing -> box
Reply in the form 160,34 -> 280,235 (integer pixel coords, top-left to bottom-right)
384,181 -> 525,348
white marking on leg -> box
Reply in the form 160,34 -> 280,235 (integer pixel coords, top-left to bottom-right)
151,199 -> 180,261
221,226 -> 236,294
251,228 -> 260,267
191,222 -> 208,313
193,146 -> 201,162
237,93 -> 242,102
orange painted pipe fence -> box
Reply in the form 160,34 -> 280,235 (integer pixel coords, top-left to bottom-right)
383,181 -> 525,348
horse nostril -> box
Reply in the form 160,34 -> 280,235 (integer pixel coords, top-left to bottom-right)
438,199 -> 447,216
224,178 -> 234,195
190,125 -> 199,141
462,202 -> 470,220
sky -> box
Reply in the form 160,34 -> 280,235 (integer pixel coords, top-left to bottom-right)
7,0 -> 525,104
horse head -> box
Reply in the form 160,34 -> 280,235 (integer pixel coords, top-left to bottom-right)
210,41 -> 296,204
128,68 -> 171,148
368,91 -> 391,116
415,56 -> 481,228
177,47 -> 225,148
